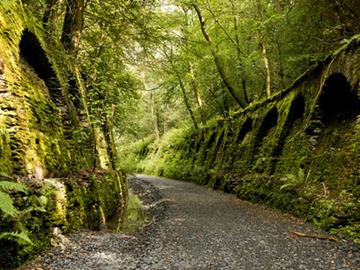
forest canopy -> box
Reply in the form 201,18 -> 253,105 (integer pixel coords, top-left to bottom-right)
24,0 -> 360,143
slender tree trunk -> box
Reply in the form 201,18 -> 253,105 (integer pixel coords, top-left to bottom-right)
192,3 -> 248,108
208,84 -> 226,115
206,0 -> 244,56
188,62 -> 204,124
256,0 -> 272,98
182,9 -> 204,125
261,42 -> 271,98
275,40 -> 286,89
163,49 -> 199,129
149,93 -> 160,141
142,73 -> 160,140
61,0 -> 86,55
230,0 -> 250,103
178,77 -> 199,130
188,63 -> 202,108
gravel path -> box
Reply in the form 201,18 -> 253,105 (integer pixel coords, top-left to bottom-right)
21,175 -> 359,270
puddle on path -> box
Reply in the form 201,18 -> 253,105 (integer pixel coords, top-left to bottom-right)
121,189 -> 148,234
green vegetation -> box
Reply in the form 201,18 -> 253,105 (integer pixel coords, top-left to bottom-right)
0,181 -> 34,248
0,173 -> 125,268
0,0 -> 360,267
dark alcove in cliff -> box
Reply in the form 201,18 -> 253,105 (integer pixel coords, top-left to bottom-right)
194,134 -> 204,153
270,94 -> 305,172
252,107 -> 278,160
319,73 -> 359,124
201,131 -> 217,164
236,118 -> 253,143
19,29 -> 63,105
68,79 -> 81,109
210,129 -> 225,165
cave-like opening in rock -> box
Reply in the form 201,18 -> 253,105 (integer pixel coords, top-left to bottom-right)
270,94 -> 305,172
68,79 -> 81,109
210,129 -> 225,165
201,131 -> 217,164
236,118 -> 253,144
252,107 -> 278,160
319,73 -> 359,124
19,29 -> 63,105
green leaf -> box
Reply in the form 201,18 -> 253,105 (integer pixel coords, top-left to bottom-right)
0,181 -> 28,194
0,191 -> 19,217
0,231 -> 34,246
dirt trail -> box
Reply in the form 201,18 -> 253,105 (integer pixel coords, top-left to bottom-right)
21,175 -> 359,270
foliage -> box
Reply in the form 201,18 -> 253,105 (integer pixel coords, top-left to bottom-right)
21,0 -> 360,148
0,181 -> 34,247
17,0 -> 360,245
0,231 -> 33,246
280,168 -> 305,190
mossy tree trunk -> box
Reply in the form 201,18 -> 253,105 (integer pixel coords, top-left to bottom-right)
188,62 -> 204,125
149,92 -> 160,141
61,0 -> 86,55
256,0 -> 272,98
42,0 -> 58,26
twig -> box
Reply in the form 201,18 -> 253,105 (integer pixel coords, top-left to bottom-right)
291,231 -> 338,242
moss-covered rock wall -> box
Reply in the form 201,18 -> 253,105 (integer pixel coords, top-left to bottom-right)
134,36 -> 360,242
0,2 -> 89,176
0,2 -> 127,267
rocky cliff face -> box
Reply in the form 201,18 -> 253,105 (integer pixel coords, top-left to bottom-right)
134,36 -> 360,242
1,3 -> 94,177
0,3 -> 127,267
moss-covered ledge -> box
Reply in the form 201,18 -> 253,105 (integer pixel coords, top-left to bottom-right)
0,170 -> 127,269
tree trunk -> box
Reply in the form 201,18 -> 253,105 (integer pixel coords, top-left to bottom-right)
188,62 -> 204,124
192,3 -> 248,108
261,42 -> 271,98
164,49 -> 199,130
230,0 -> 250,103
178,76 -> 199,130
256,0 -> 272,98
208,84 -> 226,115
61,0 -> 86,55
275,40 -> 286,89
149,93 -> 160,141
42,0 -> 58,26
182,9 -> 205,125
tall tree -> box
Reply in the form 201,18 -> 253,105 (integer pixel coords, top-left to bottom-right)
256,0 -> 272,98
192,2 -> 248,108
61,0 -> 87,55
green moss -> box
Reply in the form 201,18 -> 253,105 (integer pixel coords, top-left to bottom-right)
0,171 -> 127,268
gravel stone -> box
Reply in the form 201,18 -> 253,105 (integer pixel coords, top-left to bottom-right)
20,175 -> 360,270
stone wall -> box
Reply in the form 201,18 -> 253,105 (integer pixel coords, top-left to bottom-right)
136,36 -> 360,241
0,2 -> 127,267
0,3 -> 95,177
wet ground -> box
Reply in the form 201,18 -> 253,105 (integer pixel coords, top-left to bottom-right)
21,175 -> 360,270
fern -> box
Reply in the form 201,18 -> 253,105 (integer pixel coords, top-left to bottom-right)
0,231 -> 33,246
280,168 -> 305,190
0,172 -> 13,180
0,181 -> 34,248
0,181 -> 28,194
0,191 -> 20,217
